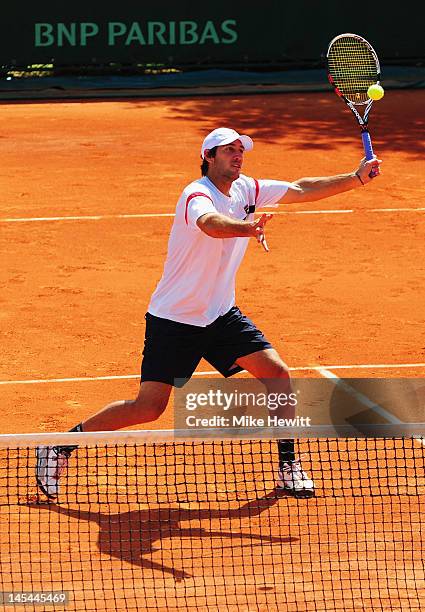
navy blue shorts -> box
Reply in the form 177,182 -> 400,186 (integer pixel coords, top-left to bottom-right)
141,306 -> 273,387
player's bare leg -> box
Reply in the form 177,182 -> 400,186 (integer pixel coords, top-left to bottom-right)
236,347 -> 294,417
36,381 -> 172,498
81,381 -> 172,431
236,349 -> 314,497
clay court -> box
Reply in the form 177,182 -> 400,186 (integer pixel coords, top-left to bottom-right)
1,89 -> 425,610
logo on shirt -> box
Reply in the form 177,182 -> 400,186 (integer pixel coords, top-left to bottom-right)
243,204 -> 255,219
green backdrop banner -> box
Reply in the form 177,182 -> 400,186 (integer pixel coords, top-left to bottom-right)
3,2 -> 424,67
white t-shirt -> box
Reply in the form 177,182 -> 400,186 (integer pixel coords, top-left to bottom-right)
148,174 -> 291,326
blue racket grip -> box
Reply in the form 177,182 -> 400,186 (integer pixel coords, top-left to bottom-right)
361,131 -> 378,178
361,131 -> 374,160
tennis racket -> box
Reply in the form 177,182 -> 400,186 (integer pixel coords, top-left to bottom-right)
326,33 -> 380,176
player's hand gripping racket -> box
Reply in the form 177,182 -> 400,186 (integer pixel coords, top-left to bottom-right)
326,33 -> 381,177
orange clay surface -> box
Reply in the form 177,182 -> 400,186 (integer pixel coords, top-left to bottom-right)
0,90 -> 425,611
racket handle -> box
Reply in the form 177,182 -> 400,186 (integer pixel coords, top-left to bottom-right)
361,130 -> 379,178
361,130 -> 374,160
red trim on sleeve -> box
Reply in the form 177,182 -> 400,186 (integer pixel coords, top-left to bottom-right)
185,192 -> 213,225
254,179 -> 260,204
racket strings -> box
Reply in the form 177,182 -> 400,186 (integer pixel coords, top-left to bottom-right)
328,38 -> 378,104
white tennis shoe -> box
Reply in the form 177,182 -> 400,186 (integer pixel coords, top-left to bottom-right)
36,445 -> 71,498
277,458 -> 315,498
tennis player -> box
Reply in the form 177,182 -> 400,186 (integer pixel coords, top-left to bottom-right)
36,127 -> 381,499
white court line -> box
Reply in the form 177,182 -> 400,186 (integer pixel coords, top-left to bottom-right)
317,367 -> 425,444
372,207 -> 425,212
298,362 -> 425,371
0,211 -> 351,223
1,207 -> 424,224
317,367 -> 402,424
289,210 -> 353,215
1,361 -> 425,385
0,213 -> 175,223
0,371 -> 217,385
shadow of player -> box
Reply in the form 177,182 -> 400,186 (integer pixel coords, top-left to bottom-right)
29,487 -> 297,581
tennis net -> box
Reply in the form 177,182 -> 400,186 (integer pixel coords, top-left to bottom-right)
0,430 -> 424,611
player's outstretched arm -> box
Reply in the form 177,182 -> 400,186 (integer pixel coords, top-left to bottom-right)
282,157 -> 381,204
197,212 -> 272,251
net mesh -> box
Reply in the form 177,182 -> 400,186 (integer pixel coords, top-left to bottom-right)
327,36 -> 379,104
1,434 -> 424,611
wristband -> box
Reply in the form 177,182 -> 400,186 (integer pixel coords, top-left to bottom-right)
355,172 -> 365,186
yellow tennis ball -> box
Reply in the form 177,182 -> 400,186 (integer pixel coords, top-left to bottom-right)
367,84 -> 385,100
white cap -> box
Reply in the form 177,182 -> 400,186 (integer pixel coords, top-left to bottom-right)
200,127 -> 254,159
